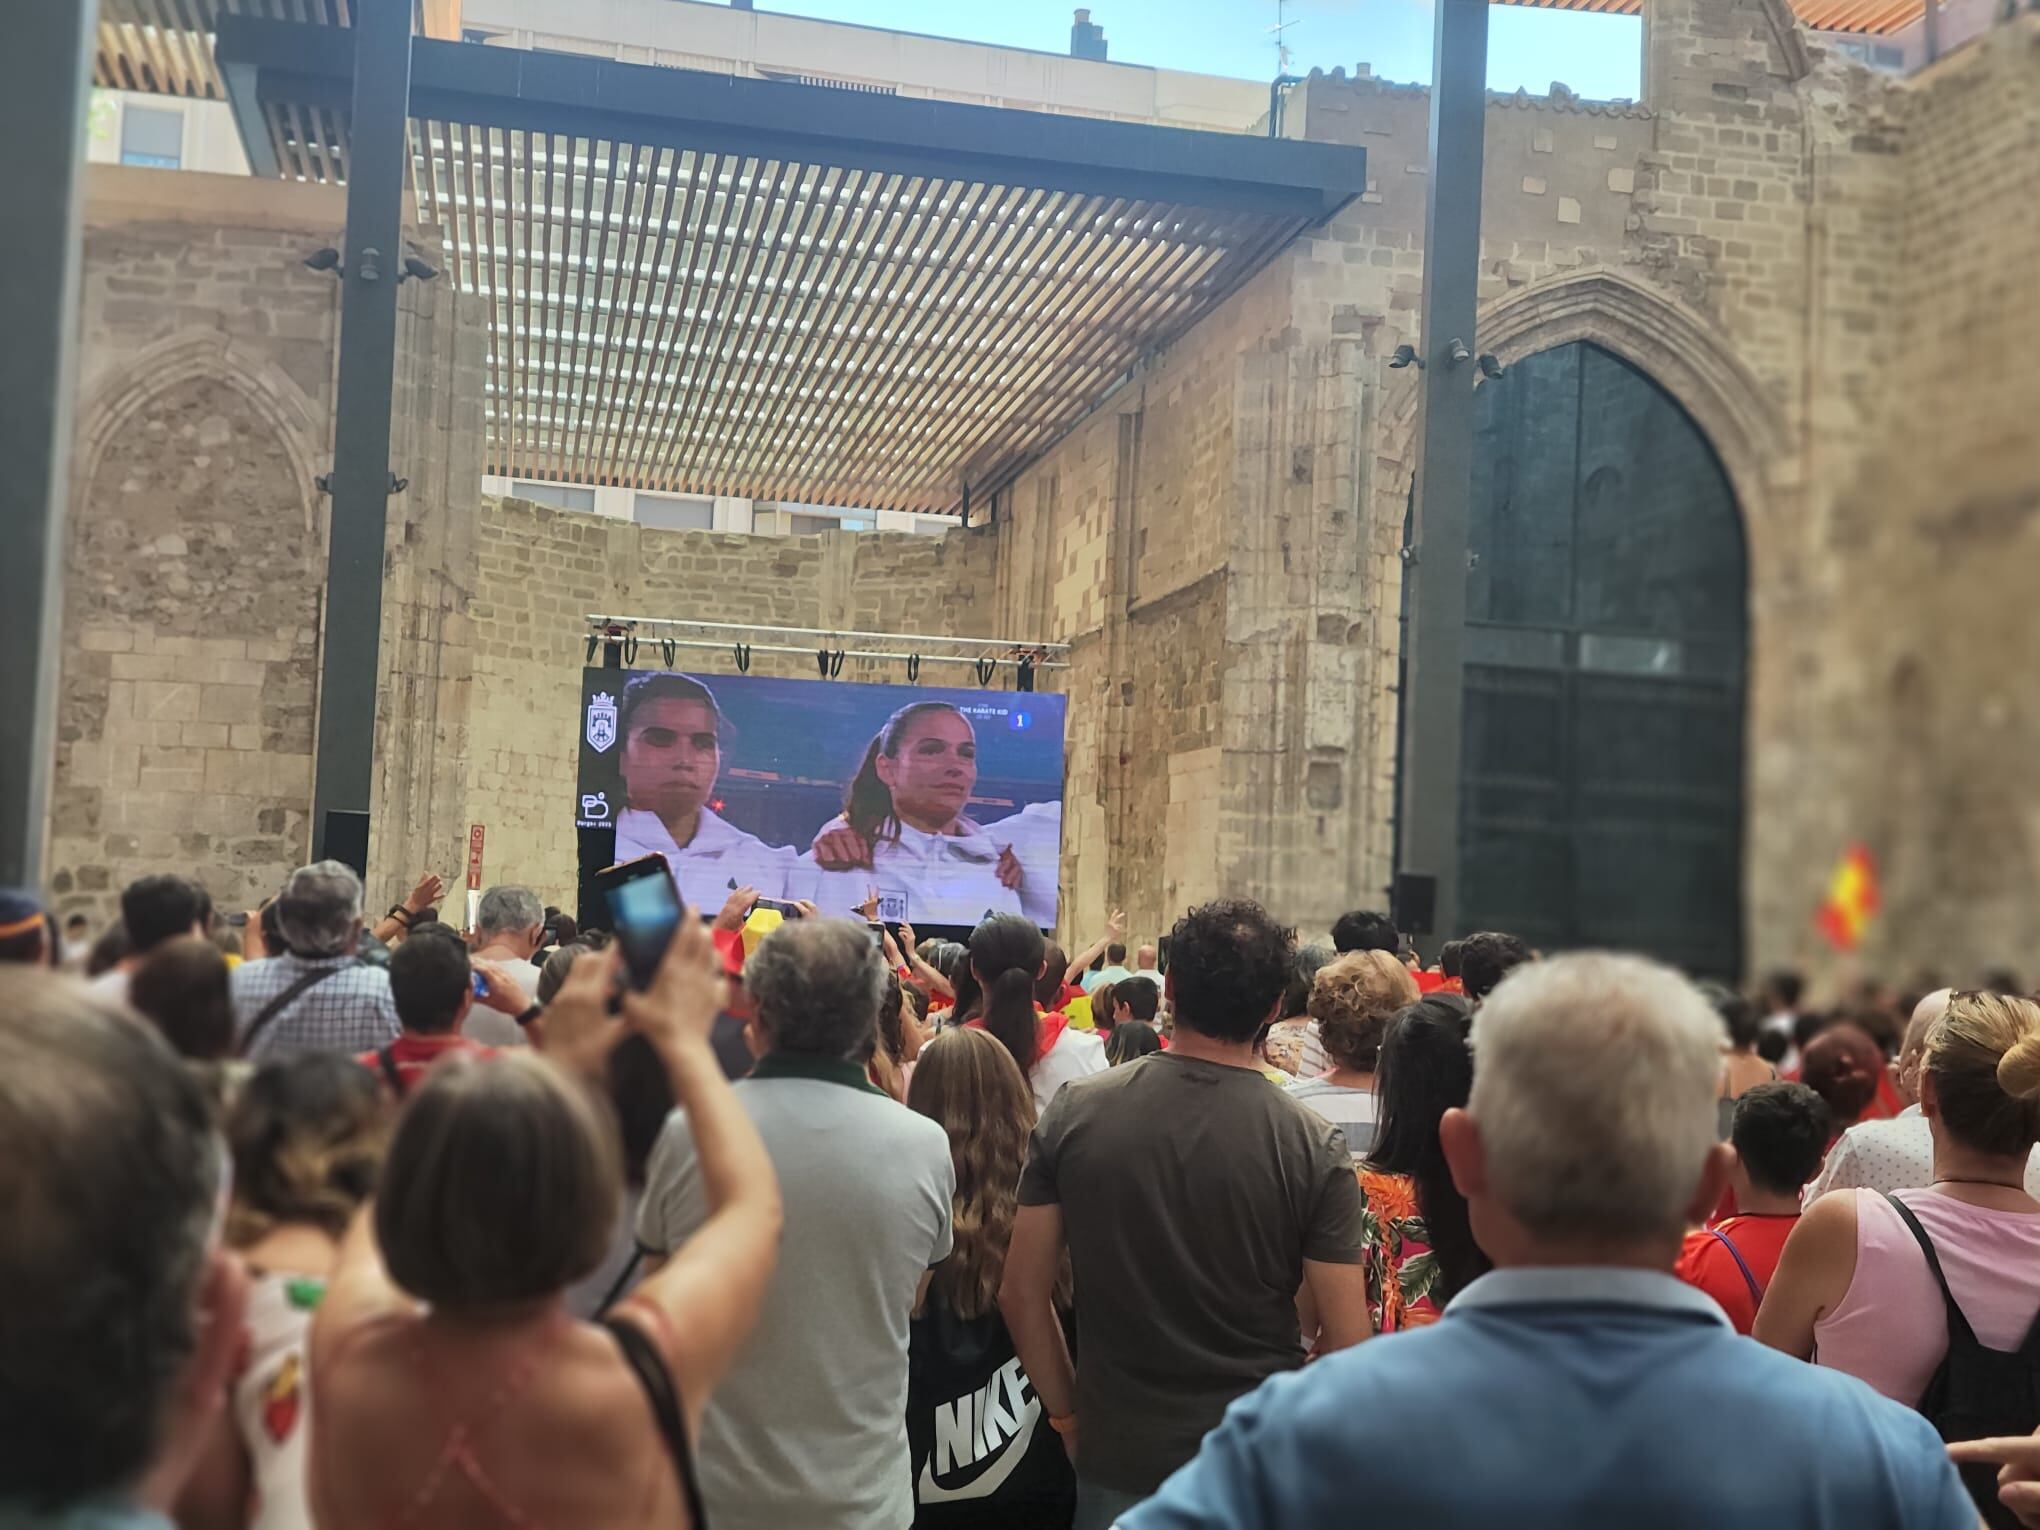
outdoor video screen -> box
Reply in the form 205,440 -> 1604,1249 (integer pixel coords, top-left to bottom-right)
575,668 -> 1066,930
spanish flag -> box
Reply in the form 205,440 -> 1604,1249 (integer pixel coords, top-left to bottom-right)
1816,844 -> 1880,952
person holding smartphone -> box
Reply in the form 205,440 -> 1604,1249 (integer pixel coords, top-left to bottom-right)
611,672 -> 805,914
309,925 -> 783,1530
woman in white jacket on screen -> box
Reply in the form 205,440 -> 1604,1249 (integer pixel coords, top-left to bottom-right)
608,672 -> 802,911
800,701 -> 1029,928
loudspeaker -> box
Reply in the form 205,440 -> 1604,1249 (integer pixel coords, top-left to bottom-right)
1392,872 -> 1438,936
576,826 -> 619,933
319,811 -> 370,879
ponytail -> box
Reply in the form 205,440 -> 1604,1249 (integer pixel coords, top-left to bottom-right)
842,701 -> 968,844
983,968 -> 1043,1078
845,735 -> 895,843
966,913 -> 1048,1077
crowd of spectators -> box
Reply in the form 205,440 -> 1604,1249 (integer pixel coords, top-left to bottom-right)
5,862 -> 2040,1530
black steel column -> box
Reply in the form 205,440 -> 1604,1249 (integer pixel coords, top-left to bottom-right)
0,1 -> 95,886
310,0 -> 414,874
1396,0 -> 1489,953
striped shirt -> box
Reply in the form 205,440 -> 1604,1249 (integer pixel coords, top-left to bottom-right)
231,953 -> 399,1061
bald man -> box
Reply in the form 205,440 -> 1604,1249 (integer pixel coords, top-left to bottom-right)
1803,988 -> 2040,1201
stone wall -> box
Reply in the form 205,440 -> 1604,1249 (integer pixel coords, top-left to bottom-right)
460,498 -> 1006,906
47,10 -> 2040,979
51,167 -> 482,923
997,5 -> 2040,974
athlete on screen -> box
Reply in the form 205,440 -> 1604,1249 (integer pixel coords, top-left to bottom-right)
609,672 -> 803,909
803,702 -> 1030,927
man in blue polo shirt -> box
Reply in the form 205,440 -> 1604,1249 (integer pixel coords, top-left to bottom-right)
1124,952 -> 1976,1530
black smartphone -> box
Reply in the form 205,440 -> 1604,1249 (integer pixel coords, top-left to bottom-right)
754,897 -> 804,919
593,854 -> 685,990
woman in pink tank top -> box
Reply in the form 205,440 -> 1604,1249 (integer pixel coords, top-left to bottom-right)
1756,991 -> 2040,1404
309,928 -> 782,1530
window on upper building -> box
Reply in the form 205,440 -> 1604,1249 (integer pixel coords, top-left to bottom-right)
509,480 -> 596,512
634,492 -> 715,531
119,105 -> 184,169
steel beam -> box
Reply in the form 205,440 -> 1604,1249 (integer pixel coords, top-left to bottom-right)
1397,0 -> 1490,954
0,1 -> 95,887
308,0 -> 413,874
212,17 -> 1370,222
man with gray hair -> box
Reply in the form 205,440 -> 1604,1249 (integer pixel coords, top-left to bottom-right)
229,860 -> 400,1059
462,883 -> 546,1046
1122,953 -> 1975,1530
638,917 -> 953,1530
0,971 -> 249,1526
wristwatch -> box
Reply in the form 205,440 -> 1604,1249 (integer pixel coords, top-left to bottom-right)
515,1002 -> 543,1029
386,904 -> 416,929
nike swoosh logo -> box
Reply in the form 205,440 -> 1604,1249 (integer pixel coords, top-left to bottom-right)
917,1398 -> 1040,1503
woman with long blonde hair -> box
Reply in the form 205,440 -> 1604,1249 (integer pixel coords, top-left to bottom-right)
904,1028 -> 1074,1528
1759,992 -> 2040,1525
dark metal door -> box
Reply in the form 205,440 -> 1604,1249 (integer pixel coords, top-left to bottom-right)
1457,342 -> 1746,977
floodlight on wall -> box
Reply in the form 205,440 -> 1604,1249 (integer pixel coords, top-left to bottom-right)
1388,344 -> 1423,370
1446,339 -> 1472,366
1477,353 -> 1506,380
303,246 -> 342,274
398,254 -> 441,284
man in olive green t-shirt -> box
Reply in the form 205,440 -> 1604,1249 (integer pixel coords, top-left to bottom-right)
1001,899 -> 1371,1530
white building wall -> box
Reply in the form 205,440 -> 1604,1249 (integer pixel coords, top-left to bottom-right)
87,91 -> 251,176
458,0 -> 1272,129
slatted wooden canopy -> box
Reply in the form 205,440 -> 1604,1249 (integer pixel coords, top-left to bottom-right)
94,6 -> 1369,514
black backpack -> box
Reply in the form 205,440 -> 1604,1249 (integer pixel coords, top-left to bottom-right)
1885,1193 -> 2040,1529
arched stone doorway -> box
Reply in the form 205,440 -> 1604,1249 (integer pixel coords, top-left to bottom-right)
1456,341 -> 1747,977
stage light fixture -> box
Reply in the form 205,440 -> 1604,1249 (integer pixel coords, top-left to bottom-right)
1477,353 -> 1506,380
906,653 -> 922,683
660,638 -> 676,667
1388,344 -> 1423,370
585,634 -> 600,664
1447,338 -> 1472,366
303,247 -> 342,274
399,254 -> 441,284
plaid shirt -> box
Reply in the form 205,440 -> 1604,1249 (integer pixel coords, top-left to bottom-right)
231,952 -> 401,1061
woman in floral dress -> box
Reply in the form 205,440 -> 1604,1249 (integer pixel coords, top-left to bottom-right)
1357,993 -> 1486,1332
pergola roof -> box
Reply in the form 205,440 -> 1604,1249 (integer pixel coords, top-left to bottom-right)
93,8 -> 1368,515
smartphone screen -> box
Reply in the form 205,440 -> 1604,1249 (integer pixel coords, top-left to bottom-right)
598,856 -> 684,990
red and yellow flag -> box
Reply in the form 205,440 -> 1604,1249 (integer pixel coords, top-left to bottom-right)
1816,844 -> 1880,952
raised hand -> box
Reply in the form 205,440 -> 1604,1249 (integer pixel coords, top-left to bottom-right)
996,844 -> 1024,890
471,958 -> 533,1017
622,915 -> 728,1057
714,885 -> 760,933
812,824 -> 876,872
535,947 -> 625,1078
405,871 -> 446,914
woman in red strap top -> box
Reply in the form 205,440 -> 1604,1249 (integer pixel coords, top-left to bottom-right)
308,923 -> 783,1529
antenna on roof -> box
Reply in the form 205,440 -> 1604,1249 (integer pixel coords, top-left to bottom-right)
1269,0 -> 1297,75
